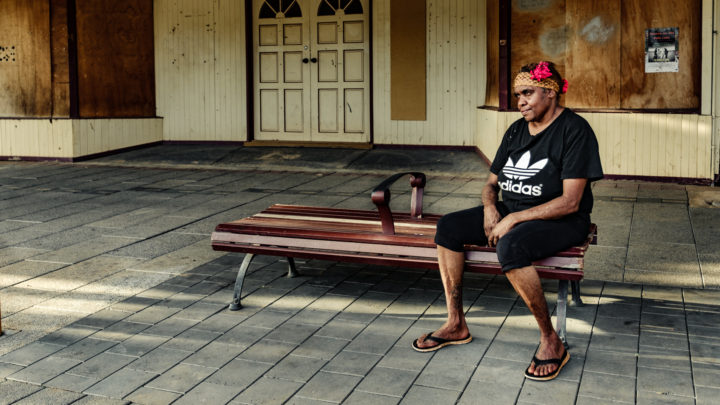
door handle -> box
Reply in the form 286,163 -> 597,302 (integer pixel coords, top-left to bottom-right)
310,57 -> 318,63
302,58 -> 309,63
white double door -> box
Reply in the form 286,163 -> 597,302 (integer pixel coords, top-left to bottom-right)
253,0 -> 370,143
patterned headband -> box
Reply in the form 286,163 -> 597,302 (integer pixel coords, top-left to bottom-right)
513,62 -> 568,94
514,72 -> 560,93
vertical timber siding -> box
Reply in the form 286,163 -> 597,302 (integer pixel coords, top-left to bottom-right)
373,0 -> 486,146
0,120 -> 73,158
477,110 -> 714,180
72,119 -> 163,157
154,0 -> 247,141
0,118 -> 162,159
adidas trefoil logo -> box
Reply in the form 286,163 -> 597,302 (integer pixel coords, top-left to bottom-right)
502,151 -> 548,180
500,151 -> 548,197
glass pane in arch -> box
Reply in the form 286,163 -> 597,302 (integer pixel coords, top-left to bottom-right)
318,0 -> 335,16
343,0 -> 363,14
259,2 -> 277,18
284,1 -> 302,17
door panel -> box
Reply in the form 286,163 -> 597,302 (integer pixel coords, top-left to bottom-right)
318,89 -> 338,132
317,51 -> 338,82
254,0 -> 369,143
260,90 -> 279,131
284,89 -> 304,132
283,52 -> 304,82
344,89 -> 364,132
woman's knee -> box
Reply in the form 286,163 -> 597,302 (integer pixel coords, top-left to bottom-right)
496,234 -> 531,270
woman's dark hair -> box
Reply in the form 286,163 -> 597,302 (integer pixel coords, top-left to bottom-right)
519,61 -> 565,97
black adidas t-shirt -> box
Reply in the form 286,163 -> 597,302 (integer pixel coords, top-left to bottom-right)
490,109 -> 604,216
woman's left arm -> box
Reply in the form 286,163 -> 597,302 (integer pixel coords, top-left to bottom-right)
486,178 -> 586,246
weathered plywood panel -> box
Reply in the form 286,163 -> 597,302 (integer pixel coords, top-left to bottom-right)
510,0 -> 566,84
0,1 -> 52,117
373,0 -> 485,146
476,109 -> 714,179
76,0 -> 155,117
620,0 -> 701,109
565,0 -> 621,108
51,0 -> 71,117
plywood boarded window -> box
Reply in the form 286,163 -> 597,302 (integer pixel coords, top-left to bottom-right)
76,0 -> 155,117
485,0 -> 701,110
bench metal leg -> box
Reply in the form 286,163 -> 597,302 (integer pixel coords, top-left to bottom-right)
556,280 -> 569,349
228,253 -> 255,311
286,257 -> 299,278
571,280 -> 584,306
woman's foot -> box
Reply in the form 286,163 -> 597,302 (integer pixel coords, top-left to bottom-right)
412,324 -> 471,352
525,334 -> 568,379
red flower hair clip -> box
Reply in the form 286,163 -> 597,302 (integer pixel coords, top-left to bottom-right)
530,61 -> 552,81
562,79 -> 569,93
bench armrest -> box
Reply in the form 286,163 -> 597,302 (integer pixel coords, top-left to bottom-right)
371,172 -> 426,235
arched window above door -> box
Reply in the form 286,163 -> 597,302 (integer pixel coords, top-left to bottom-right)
259,0 -> 302,19
318,0 -> 363,16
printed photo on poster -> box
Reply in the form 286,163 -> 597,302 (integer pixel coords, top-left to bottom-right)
645,27 -> 679,73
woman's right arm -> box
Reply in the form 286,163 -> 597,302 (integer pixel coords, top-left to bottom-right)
482,173 -> 501,240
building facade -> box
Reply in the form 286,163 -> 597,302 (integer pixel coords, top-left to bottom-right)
1,0 -> 719,183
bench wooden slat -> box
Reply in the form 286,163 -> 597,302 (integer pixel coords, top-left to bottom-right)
264,204 -> 443,222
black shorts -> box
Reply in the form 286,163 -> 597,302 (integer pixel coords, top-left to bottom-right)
434,203 -> 590,272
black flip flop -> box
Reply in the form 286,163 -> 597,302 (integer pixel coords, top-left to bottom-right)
524,349 -> 570,381
411,332 -> 473,353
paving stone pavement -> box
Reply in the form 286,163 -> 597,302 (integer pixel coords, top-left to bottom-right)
1,146 -> 719,404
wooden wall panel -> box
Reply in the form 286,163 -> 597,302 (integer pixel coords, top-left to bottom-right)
0,118 -> 161,158
373,0 -> 485,146
154,0 -> 247,141
477,109 -> 714,179
484,0 -> 499,107
620,0 -> 701,109
76,0 -> 155,117
0,119 -> 73,158
0,1 -> 52,117
565,0 -> 621,108
73,118 -> 163,156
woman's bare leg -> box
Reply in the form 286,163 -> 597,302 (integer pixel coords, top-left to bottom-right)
505,265 -> 566,377
414,246 -> 470,349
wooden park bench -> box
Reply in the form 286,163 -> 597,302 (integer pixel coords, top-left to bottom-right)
211,172 -> 597,345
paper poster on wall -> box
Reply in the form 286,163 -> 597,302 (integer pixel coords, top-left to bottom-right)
645,27 -> 679,73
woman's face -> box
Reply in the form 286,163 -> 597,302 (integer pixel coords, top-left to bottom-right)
514,85 -> 554,122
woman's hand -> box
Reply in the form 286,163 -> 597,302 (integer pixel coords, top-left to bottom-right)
483,206 -> 502,242
487,213 -> 517,247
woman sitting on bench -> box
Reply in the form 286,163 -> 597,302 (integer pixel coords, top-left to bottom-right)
412,61 -> 604,381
